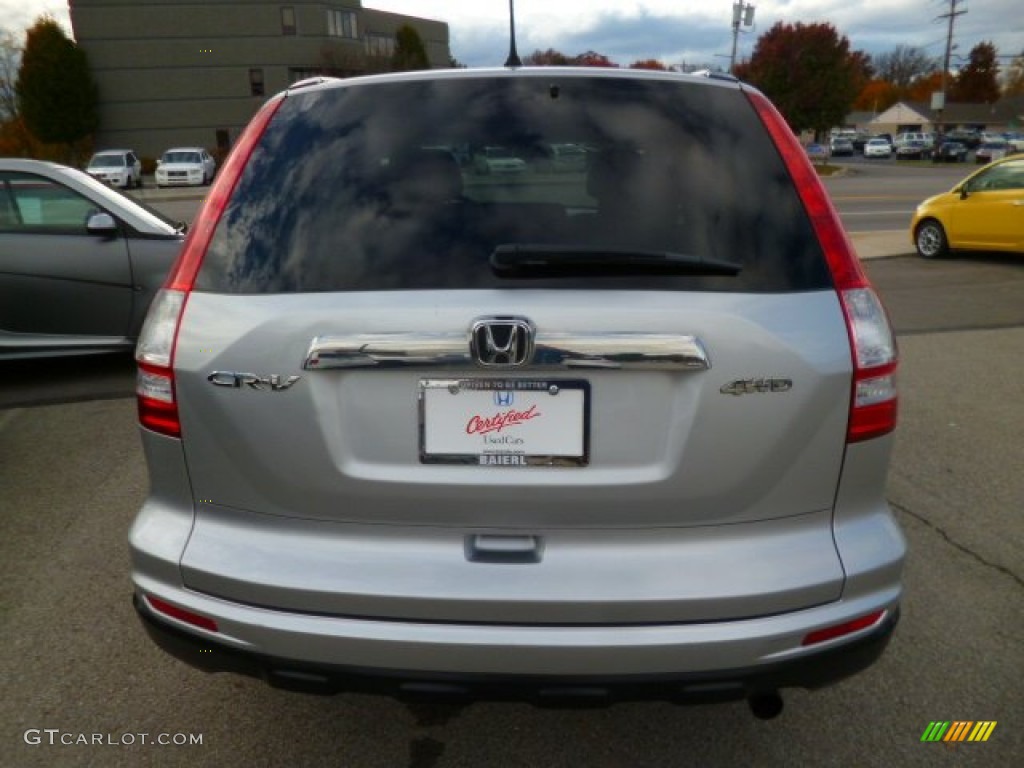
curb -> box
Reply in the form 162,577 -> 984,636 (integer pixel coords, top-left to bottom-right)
848,230 -> 914,261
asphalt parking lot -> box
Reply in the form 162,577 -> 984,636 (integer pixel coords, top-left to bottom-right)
2,320 -> 1021,767
1,168 -> 1022,767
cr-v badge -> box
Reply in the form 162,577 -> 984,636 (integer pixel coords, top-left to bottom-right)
208,371 -> 301,391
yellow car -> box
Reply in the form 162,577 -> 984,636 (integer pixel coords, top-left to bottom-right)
911,155 -> 1024,258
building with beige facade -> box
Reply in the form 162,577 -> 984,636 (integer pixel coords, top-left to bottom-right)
69,0 -> 450,159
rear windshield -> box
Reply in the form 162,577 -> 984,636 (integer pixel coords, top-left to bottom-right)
197,74 -> 830,293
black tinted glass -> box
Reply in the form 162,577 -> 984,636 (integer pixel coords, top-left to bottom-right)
197,74 -> 830,293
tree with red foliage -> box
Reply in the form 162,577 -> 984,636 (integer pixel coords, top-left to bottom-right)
853,79 -> 899,113
629,59 -> 668,71
738,22 -> 867,136
907,72 -> 944,103
574,51 -> 617,68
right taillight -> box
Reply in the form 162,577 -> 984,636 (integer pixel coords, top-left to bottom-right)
841,287 -> 898,442
745,88 -> 898,443
133,95 -> 285,438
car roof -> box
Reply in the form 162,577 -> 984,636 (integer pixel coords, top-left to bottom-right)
282,65 -> 744,99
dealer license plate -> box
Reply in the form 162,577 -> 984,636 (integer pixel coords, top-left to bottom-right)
419,379 -> 589,466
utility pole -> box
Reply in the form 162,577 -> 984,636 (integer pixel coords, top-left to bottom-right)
729,2 -> 756,74
934,0 -> 966,134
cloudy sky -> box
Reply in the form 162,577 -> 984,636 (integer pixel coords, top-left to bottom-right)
3,0 -> 1020,73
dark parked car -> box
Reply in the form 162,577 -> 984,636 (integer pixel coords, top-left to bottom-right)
896,140 -> 930,160
0,159 -> 186,359
829,137 -> 854,157
131,68 -> 903,718
932,141 -> 968,163
946,129 -> 981,149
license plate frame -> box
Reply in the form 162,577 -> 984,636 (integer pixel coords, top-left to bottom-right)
419,378 -> 590,467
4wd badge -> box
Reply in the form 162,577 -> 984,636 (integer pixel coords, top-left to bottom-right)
720,378 -> 793,396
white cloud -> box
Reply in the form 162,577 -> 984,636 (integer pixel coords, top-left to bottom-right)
2,0 -> 1019,70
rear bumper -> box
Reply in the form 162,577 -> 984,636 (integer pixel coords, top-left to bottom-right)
133,590 -> 899,703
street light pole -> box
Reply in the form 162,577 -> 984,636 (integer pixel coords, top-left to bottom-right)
505,0 -> 522,67
729,2 -> 756,74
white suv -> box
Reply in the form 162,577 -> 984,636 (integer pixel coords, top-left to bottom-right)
155,147 -> 217,187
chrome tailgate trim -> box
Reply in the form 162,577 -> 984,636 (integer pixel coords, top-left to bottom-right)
304,332 -> 710,371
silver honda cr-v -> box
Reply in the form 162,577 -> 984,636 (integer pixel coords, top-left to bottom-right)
132,67 -> 904,718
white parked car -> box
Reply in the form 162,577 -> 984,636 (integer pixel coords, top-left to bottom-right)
473,146 -> 527,175
155,147 -> 217,187
1003,133 -> 1024,152
85,149 -> 142,189
864,139 -> 892,158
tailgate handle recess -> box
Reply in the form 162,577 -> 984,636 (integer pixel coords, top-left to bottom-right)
466,534 -> 544,564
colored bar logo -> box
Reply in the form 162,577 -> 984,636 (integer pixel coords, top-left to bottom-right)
921,721 -> 997,743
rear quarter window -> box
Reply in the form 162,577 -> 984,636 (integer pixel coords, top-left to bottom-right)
197,74 -> 831,294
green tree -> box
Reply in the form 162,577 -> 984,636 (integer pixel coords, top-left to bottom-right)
950,42 -> 1000,103
735,22 -> 866,137
391,25 -> 430,72
15,17 -> 97,153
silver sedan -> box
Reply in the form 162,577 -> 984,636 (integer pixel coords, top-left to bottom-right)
0,158 -> 185,359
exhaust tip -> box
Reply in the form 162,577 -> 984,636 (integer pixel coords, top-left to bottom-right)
748,692 -> 784,720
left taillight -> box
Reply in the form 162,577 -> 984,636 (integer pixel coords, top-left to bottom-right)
135,289 -> 187,437
133,94 -> 285,439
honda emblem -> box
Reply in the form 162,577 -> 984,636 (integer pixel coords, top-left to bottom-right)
470,317 -> 534,367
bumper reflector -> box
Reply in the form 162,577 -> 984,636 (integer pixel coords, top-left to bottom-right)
802,610 -> 885,646
145,595 -> 219,633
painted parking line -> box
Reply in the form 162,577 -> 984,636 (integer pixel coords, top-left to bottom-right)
841,210 -> 915,216
830,195 -> 929,201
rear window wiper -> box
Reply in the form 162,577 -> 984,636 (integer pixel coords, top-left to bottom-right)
490,244 -> 742,277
